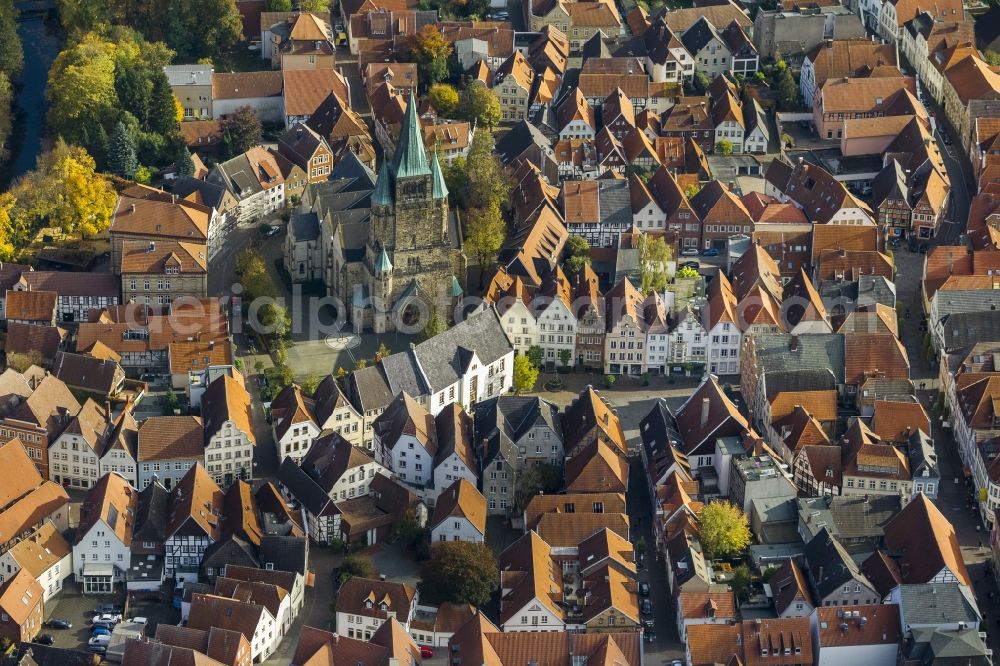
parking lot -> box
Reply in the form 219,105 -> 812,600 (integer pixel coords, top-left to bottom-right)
41,583 -> 179,652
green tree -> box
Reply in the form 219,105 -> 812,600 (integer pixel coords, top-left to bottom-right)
0,72 -> 12,163
458,82 -> 501,129
684,183 -> 700,199
420,542 -> 498,606
731,564 -> 752,602
463,130 -> 508,211
638,232 -> 673,294
698,501 -> 751,559
164,0 -> 243,61
0,0 -> 22,79
693,71 -> 710,94
298,0 -> 330,10
222,106 -> 263,157
46,34 -> 119,152
513,354 -> 539,394
355,358 -> 369,370
985,50 -> 1000,67
526,345 -> 543,368
427,83 -> 460,117
423,310 -> 448,339
406,25 -> 452,85
254,360 -> 265,374
776,64 -> 799,111
464,202 -> 505,269
300,372 -> 321,395
107,121 -> 138,178
175,146 -> 195,177
115,65 -> 151,128
338,554 -> 376,585
147,71 -> 180,137
676,265 -> 699,279
56,0 -> 117,36
563,235 -> 591,275
558,348 -> 572,368
135,165 -> 153,184
513,462 -> 562,512
264,0 -> 293,8
164,389 -> 181,415
715,140 -> 733,156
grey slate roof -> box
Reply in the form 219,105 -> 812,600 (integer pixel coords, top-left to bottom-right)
798,495 -> 900,544
172,176 -> 229,211
753,334 -> 845,383
907,429 -> 938,479
939,310 -> 1000,352
764,368 -> 838,400
934,291 -> 1000,321
495,120 -> 555,164
412,307 -> 513,394
897,583 -> 980,627
803,527 -> 873,600
819,275 -> 897,309
290,212 -> 321,242
871,160 -> 909,209
597,179 -> 632,230
277,457 -> 335,516
905,626 -> 991,664
259,535 -> 307,575
348,364 -> 394,414
680,17 -> 722,55
381,350 -> 427,398
132,480 -> 169,544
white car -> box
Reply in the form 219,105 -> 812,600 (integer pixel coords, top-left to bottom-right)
128,617 -> 148,625
89,635 -> 111,647
94,614 -> 121,624
680,247 -> 699,256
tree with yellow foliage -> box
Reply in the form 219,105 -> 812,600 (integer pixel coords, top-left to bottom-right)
27,141 -> 117,238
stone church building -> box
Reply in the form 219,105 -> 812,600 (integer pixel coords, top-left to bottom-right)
293,91 -> 466,332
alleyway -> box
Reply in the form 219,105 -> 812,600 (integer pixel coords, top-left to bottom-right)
895,237 -> 1000,651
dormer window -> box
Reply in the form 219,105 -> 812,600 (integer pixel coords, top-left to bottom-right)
365,600 -> 373,609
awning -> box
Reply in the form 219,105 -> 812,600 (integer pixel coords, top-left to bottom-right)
83,563 -> 114,577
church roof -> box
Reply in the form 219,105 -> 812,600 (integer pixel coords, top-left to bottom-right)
376,247 -> 393,273
431,150 -> 449,200
373,160 -> 392,206
392,90 -> 431,179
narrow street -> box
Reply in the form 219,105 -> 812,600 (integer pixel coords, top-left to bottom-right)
894,233 -> 1000,654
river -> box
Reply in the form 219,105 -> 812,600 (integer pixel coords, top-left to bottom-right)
7,2 -> 61,183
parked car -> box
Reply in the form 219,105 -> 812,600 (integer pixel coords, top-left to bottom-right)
701,247 -> 720,257
639,582 -> 650,597
87,645 -> 107,655
680,247 -> 699,256
33,635 -> 54,646
420,646 -> 434,658
129,617 -> 148,625
265,225 -> 281,237
642,619 -> 655,631
941,131 -> 952,145
94,613 -> 121,624
641,599 -> 652,615
680,261 -> 700,270
89,636 -> 111,647
91,627 -> 112,637
92,621 -> 115,632
46,619 -> 72,629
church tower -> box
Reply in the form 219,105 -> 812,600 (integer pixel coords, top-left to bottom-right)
363,90 -> 465,331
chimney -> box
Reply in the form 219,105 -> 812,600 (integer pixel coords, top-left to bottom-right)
700,397 -> 710,427
105,402 -> 112,420
790,336 -> 799,352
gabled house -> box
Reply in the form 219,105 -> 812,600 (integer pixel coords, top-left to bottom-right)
163,464 -> 224,581
270,384 -> 321,465
497,531 -> 565,631
429,479 -> 487,543
335,576 -> 417,638
72,472 -> 137,594
373,392 -> 438,489
804,527 -> 880,606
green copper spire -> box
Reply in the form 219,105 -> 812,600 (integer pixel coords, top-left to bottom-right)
375,246 -> 393,273
372,159 -> 392,206
391,89 -> 431,179
430,149 -> 448,200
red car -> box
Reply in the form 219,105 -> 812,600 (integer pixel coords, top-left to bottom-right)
420,646 -> 434,658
